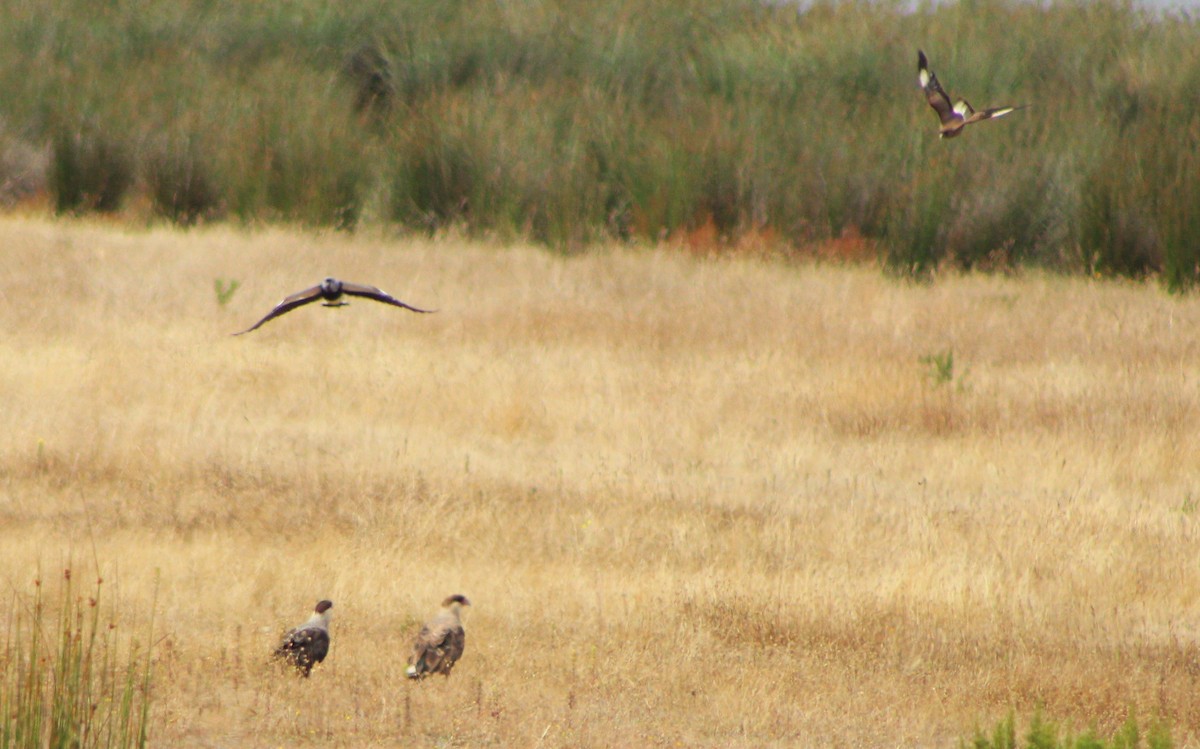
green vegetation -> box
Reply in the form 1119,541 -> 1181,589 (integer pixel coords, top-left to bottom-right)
213,278 -> 240,307
920,347 -> 957,386
0,569 -> 155,749
0,0 -> 1198,285
965,710 -> 1174,749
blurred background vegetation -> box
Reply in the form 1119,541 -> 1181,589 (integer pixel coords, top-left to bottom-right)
1,0 -> 1198,287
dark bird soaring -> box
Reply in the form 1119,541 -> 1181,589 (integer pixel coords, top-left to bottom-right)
273,600 -> 333,677
234,277 -> 433,335
918,50 -> 1027,139
406,595 -> 470,680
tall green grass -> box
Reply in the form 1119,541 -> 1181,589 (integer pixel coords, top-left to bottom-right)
0,569 -> 155,749
964,710 -> 1174,749
1,0 -> 1199,284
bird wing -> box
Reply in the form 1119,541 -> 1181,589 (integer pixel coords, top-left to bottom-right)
233,284 -> 324,335
274,625 -> 329,676
918,51 -> 960,126
408,616 -> 463,676
276,625 -> 329,658
340,281 -> 434,313
306,629 -> 330,663
442,627 -> 465,671
966,104 -> 1028,124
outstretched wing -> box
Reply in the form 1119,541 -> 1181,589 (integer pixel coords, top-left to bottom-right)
340,281 -> 434,313
918,50 -> 960,126
966,104 -> 1028,124
233,285 -> 324,335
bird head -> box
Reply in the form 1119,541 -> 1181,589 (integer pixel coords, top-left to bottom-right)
442,594 -> 471,611
312,600 -> 333,626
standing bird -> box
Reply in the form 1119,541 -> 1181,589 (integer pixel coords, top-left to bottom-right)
233,277 -> 433,335
405,594 -> 470,680
917,50 -> 1027,139
273,600 -> 333,677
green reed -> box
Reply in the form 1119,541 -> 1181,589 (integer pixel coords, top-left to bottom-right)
1,0 -> 1199,285
0,569 -> 155,749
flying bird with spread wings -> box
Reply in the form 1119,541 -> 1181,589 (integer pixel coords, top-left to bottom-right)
233,277 -> 433,335
918,50 -> 1027,139
273,600 -> 333,677
405,594 -> 470,680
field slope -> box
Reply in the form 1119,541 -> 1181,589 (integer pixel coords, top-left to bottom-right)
2,217 -> 1200,746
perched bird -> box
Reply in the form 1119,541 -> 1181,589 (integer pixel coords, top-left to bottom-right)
406,594 -> 470,680
233,277 -> 433,335
273,600 -> 333,677
917,50 -> 1027,139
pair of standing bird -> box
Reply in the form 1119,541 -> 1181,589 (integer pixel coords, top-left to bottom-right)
273,595 -> 471,679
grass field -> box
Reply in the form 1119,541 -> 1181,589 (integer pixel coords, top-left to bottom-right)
2,216 -> 1200,747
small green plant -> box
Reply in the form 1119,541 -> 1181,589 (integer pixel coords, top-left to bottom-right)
920,348 -> 956,387
0,568 -> 155,749
963,709 -> 1174,749
213,278 -> 241,307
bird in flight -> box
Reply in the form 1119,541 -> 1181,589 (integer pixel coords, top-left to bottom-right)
273,600 -> 333,677
406,594 -> 470,680
234,277 -> 433,335
917,50 -> 1027,139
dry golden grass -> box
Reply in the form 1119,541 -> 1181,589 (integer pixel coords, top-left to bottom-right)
3,216 -> 1200,747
